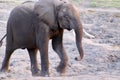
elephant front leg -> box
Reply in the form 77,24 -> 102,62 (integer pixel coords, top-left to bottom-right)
27,48 -> 40,76
39,44 -> 49,76
36,22 -> 49,76
52,30 -> 68,75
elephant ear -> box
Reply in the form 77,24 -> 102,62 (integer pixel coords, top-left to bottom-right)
57,4 -> 72,30
34,1 -> 58,30
57,4 -> 80,31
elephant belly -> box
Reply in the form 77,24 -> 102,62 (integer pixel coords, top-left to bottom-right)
13,36 -> 36,49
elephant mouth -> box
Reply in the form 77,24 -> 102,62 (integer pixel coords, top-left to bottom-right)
64,25 -> 72,31
67,23 -> 73,31
67,26 -> 72,31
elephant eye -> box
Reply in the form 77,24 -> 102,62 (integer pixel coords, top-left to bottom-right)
63,16 -> 70,23
36,13 -> 39,16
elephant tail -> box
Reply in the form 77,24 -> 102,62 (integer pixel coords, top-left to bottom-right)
0,34 -> 7,47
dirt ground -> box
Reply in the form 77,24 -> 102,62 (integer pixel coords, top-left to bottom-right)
0,0 -> 120,80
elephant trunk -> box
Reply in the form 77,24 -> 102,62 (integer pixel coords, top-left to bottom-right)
74,22 -> 84,61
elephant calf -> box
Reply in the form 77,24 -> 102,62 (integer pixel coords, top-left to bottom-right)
0,0 -> 84,76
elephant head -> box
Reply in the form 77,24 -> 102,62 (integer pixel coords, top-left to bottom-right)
57,3 -> 84,60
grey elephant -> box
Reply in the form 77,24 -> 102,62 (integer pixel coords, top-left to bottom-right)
0,0 -> 84,76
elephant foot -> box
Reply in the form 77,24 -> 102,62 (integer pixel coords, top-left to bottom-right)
32,72 -> 40,76
0,68 -> 10,73
56,63 -> 66,75
32,71 -> 41,76
40,71 -> 49,77
31,68 -> 40,76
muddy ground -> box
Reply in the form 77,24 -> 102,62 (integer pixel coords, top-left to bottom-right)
0,1 -> 120,80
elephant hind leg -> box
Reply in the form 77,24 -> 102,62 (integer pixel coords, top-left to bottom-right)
27,48 -> 40,76
0,47 -> 14,72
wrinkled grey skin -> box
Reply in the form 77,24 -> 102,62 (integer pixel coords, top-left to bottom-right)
0,0 -> 84,76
